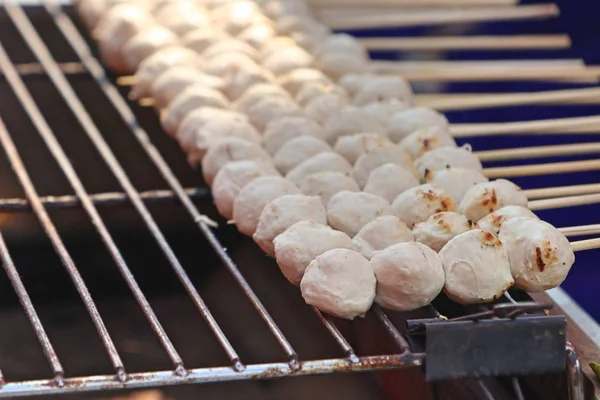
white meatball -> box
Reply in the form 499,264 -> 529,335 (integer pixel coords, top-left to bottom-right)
414,144 -> 482,180
121,25 -> 179,72
338,72 -> 377,97
353,76 -> 414,107
388,107 -> 449,143
323,106 -> 387,145
392,184 -> 457,228
254,195 -> 327,256
459,179 -> 528,222
95,4 -> 154,73
333,133 -> 394,165
211,1 -> 267,36
372,242 -> 445,311
274,221 -> 355,286
364,163 -> 420,203
202,138 -> 272,186
212,160 -> 279,219
439,229 -> 514,304
353,216 -> 413,259
202,39 -> 259,62
181,28 -> 230,55
361,100 -> 409,124
275,15 -> 330,40
326,191 -> 394,237
258,36 -> 297,60
478,206 -> 539,237
203,55 -> 274,101
300,249 -> 376,320
237,22 -> 276,49
277,68 -> 330,97
232,176 -> 301,236
262,116 -> 328,155
233,83 -> 290,114
262,0 -> 314,20
131,47 -> 200,100
157,2 -> 211,36
313,33 -> 368,60
76,0 -> 125,31
177,108 -> 261,164
245,96 -> 302,132
299,172 -> 360,206
295,82 -> 349,106
315,52 -> 370,80
286,152 -> 353,187
151,66 -> 224,109
304,93 -> 349,125
399,126 -> 457,159
274,137 -> 331,174
161,84 -> 229,137
413,212 -> 475,252
353,146 -> 417,188
425,168 -> 489,203
499,217 -> 574,293
261,46 -> 314,77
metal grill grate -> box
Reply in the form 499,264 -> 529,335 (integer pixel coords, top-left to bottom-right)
0,3 -> 429,397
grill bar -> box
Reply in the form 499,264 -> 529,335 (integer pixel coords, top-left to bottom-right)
43,1 -> 305,366
372,306 -> 411,353
0,202 -> 64,382
4,3 -> 242,372
0,188 -> 210,213
312,308 -> 360,363
0,42 -> 126,378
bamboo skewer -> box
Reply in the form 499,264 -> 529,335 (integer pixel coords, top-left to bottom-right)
360,35 -> 570,51
318,4 -> 559,30
570,237 -> 600,252
309,0 -> 519,7
483,159 -> 600,179
559,224 -> 600,238
524,184 -> 600,200
528,193 -> 600,211
451,116 -> 600,138
475,142 -> 600,162
372,59 -> 585,72
416,87 -> 600,111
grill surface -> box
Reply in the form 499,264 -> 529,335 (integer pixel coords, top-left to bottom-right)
0,1 -> 598,399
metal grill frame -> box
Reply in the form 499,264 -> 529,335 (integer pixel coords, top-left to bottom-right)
0,1 -> 588,399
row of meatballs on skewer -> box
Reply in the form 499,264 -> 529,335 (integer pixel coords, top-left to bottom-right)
76,0 -> 575,320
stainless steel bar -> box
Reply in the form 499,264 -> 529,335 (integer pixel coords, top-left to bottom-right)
566,341 -> 585,400
371,305 -> 412,353
44,2 -> 302,367
0,212 -> 64,384
5,3 -> 242,372
0,354 -> 424,399
0,106 -> 125,376
312,308 -> 360,363
0,188 -> 209,213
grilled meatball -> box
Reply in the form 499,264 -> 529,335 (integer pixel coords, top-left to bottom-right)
459,179 -> 528,221
425,168 -> 489,203
211,1 -> 268,36
353,146 -> 417,188
156,1 -> 211,36
387,107 -> 449,143
338,72 -> 378,97
333,133 -> 394,165
326,191 -> 394,237
202,39 -> 259,62
392,184 -> 457,228
399,126 -> 457,159
353,76 -> 414,107
323,106 -> 387,145
295,82 -> 349,107
261,46 -> 314,77
121,25 -> 179,72
353,216 -> 413,259
413,212 -> 475,252
313,33 -> 368,60
212,160 -> 279,219
262,115 -> 328,155
258,36 -> 297,60
300,249 -> 376,320
237,22 -> 276,49
132,47 -> 200,100
234,83 -> 291,114
275,15 -> 330,40
254,195 -> 327,256
76,0 -> 126,31
286,152 -> 353,187
315,53 -> 370,80
299,171 -> 360,207
361,100 -> 409,124
202,138 -> 272,186
372,242 -> 445,311
478,206 -> 538,237
364,163 -> 420,203
439,229 -> 514,304
161,84 -> 229,137
181,28 -> 230,55
414,144 -> 482,181
245,95 -> 302,132
151,66 -> 224,109
304,93 -> 349,125
274,137 -> 331,174
277,68 -> 330,97
232,176 -> 301,236
274,221 -> 355,285
499,217 -> 574,293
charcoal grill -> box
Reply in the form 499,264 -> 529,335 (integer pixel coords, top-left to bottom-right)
0,1 -> 599,399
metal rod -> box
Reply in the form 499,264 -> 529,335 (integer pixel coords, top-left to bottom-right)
511,377 -> 526,400
371,305 -> 412,353
0,220 -> 64,384
312,308 -> 360,363
0,110 -> 125,376
566,341 -> 585,400
0,188 -> 210,213
44,1 -> 301,367
6,3 -> 241,372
